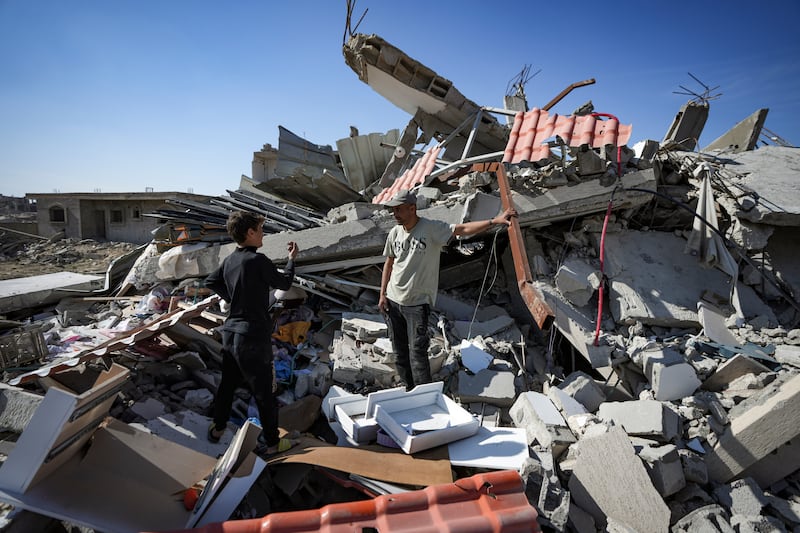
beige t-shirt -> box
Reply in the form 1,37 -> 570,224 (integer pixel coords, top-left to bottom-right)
383,218 -> 455,306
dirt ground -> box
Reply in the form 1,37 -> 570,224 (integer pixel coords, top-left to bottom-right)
0,238 -> 140,281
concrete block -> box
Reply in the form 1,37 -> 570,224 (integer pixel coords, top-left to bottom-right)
554,258 -> 601,307
705,372 -> 800,483
775,344 -> 800,369
702,354 -> 771,392
636,443 -> 686,497
341,312 -> 387,342
510,391 -> 575,457
642,348 -> 701,401
713,477 -> 766,517
457,369 -> 516,407
598,400 -> 680,441
558,371 -> 606,412
568,426 -> 670,532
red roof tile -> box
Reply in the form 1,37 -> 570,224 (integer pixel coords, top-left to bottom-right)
503,108 -> 632,164
372,146 -> 442,204
157,470 -> 540,533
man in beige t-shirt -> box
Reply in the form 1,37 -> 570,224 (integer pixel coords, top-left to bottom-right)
379,189 -> 516,388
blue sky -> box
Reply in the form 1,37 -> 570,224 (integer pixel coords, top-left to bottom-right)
2,0 -> 799,198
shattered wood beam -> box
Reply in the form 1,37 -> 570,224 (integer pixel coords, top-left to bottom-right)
475,163 -> 554,330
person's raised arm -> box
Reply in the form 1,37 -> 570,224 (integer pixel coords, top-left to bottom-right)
452,207 -> 517,237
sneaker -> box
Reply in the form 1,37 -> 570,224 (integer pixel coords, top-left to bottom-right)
256,437 -> 299,458
207,423 -> 224,443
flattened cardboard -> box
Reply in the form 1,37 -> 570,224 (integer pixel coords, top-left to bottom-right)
0,363 -> 265,533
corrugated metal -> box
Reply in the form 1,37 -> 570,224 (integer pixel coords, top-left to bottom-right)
503,108 -> 632,164
155,470 -> 540,533
371,145 -> 442,204
256,127 -> 363,211
336,129 -> 400,193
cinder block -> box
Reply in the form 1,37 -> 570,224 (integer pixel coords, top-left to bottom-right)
636,443 -> 686,497
598,400 -> 681,441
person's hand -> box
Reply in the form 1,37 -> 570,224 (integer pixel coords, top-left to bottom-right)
378,293 -> 389,314
287,241 -> 299,260
492,207 -> 518,226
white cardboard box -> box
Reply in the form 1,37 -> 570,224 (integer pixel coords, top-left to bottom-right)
374,381 -> 479,454
0,363 -> 265,533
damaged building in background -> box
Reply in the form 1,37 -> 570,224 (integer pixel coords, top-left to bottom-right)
0,7 -> 799,533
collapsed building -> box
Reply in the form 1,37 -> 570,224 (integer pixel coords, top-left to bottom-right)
0,12 -> 799,533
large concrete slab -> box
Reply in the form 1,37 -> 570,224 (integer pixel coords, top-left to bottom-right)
568,426 -> 670,532
714,146 -> 800,226
602,230 -> 774,327
0,272 -> 104,314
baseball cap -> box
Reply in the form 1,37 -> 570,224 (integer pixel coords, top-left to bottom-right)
383,189 -> 417,207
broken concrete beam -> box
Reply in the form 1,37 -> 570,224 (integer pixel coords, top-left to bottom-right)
705,372 -> 800,483
740,438 -> 800,489
775,344 -> 800,369
703,108 -> 769,154
457,369 -> 516,407
512,169 -> 655,229
568,426 -> 670,532
597,400 -> 680,441
558,371 -> 606,413
554,258 -> 601,307
702,354 -> 772,392
662,100 -> 709,151
642,347 -> 701,401
510,391 -> 575,457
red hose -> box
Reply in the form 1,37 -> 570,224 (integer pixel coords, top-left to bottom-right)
590,112 -> 621,346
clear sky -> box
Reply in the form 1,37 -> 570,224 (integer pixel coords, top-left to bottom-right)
2,0 -> 799,198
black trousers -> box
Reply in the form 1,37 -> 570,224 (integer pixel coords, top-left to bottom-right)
385,300 -> 432,388
212,330 -> 279,446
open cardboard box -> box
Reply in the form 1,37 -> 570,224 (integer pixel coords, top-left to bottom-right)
374,381 -> 479,454
0,363 -> 266,533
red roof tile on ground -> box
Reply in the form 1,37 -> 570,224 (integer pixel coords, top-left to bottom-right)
503,108 -> 632,164
158,470 -> 540,533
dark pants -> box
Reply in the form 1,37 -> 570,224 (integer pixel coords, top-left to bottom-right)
385,300 -> 431,388
212,330 -> 279,446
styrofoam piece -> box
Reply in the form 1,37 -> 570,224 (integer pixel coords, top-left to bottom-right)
448,426 -> 530,470
321,385 -> 359,420
330,384 -> 437,444
374,382 -> 479,454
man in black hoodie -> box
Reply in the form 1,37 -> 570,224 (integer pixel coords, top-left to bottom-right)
205,210 -> 298,456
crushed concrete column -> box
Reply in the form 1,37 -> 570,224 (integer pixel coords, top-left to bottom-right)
568,426 -> 670,532
705,372 -> 800,483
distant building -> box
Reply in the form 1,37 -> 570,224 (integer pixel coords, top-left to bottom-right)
26,192 -> 214,244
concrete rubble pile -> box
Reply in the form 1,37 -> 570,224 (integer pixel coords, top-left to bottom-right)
1,26 -> 799,533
